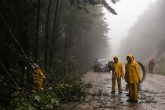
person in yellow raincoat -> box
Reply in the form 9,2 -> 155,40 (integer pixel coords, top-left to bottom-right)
125,54 -> 141,102
111,56 -> 124,93
32,63 -> 46,91
125,56 -> 141,93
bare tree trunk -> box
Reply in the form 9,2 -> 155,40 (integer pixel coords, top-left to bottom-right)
49,0 -> 60,66
44,0 -> 52,71
34,0 -> 41,63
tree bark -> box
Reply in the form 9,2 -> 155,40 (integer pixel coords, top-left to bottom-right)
34,0 -> 41,63
49,0 -> 60,66
44,0 -> 52,71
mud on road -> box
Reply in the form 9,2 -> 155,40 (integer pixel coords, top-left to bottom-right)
74,72 -> 165,110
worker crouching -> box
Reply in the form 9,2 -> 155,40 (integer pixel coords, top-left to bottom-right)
32,63 -> 46,91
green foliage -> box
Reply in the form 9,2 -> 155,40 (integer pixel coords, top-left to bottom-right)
32,89 -> 59,110
7,80 -> 86,110
9,89 -> 59,110
72,80 -> 86,102
0,75 -> 16,107
54,80 -> 86,102
10,91 -> 35,110
0,105 -> 5,110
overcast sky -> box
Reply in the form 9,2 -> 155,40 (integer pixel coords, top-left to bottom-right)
103,0 -> 158,59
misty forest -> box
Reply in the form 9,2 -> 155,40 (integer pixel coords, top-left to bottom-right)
0,0 -> 165,110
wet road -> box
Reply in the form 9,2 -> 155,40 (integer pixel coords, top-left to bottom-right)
75,72 -> 165,110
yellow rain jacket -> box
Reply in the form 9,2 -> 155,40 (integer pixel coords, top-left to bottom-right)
113,60 -> 124,79
125,63 -> 129,82
32,67 -> 46,88
125,60 -> 141,84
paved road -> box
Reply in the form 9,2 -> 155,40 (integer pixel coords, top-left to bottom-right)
75,72 -> 165,110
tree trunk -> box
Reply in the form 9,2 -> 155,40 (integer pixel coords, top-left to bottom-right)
44,0 -> 52,71
34,0 -> 41,63
49,0 -> 60,66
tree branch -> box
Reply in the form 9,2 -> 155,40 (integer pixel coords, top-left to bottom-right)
0,59 -> 19,88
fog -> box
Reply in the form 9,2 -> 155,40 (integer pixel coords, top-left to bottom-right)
103,0 -> 158,62
103,0 -> 165,67
119,0 -> 165,67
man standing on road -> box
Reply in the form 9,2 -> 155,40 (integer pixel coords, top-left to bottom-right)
125,54 -> 142,103
111,56 -> 124,94
148,58 -> 155,73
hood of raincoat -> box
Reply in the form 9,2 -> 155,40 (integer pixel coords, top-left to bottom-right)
127,54 -> 133,59
113,55 -> 118,59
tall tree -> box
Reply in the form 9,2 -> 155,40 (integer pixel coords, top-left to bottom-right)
34,0 -> 41,63
49,0 -> 60,67
44,0 -> 52,71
